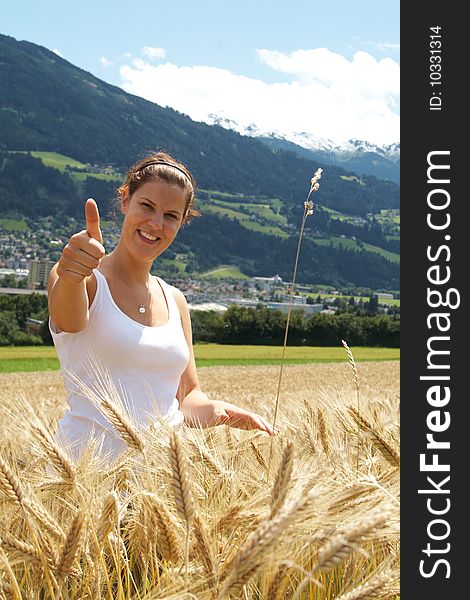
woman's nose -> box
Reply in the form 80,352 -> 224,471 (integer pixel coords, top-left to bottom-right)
149,211 -> 164,230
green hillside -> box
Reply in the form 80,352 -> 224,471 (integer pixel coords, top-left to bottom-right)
0,34 -> 400,290
0,149 -> 400,289
0,33 -> 399,216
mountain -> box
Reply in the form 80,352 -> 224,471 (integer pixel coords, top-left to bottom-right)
0,33 -> 400,290
0,33 -> 399,208
206,115 -> 400,183
0,33 -> 326,205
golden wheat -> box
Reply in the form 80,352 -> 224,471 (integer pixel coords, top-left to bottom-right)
56,511 -> 85,580
348,406 -> 400,467
31,423 -> 75,484
0,361 -> 399,599
269,440 -> 294,519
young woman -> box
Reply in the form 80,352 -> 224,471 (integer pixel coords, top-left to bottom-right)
48,151 -> 272,459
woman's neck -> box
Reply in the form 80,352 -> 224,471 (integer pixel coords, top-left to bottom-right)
106,247 -> 153,284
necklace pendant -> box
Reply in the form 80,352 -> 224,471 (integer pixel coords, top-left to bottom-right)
138,305 -> 146,314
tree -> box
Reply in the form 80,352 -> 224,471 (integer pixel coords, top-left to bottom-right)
366,295 -> 379,314
0,310 -> 20,345
1,274 -> 17,288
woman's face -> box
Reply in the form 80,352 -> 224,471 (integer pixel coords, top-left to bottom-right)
120,180 -> 187,263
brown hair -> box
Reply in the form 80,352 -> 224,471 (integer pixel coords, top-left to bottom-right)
117,151 -> 200,224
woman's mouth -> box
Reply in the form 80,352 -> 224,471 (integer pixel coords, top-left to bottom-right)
138,229 -> 161,244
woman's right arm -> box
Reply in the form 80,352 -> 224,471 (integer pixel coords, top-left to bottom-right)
48,199 -> 105,333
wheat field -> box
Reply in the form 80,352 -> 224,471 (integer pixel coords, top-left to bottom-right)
0,360 -> 399,599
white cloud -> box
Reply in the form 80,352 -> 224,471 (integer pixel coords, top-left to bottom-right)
119,47 -> 399,145
376,42 -> 400,52
51,48 -> 64,58
141,46 -> 166,61
99,56 -> 114,68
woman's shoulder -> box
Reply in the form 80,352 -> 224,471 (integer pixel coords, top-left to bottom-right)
172,286 -> 188,312
155,277 -> 189,314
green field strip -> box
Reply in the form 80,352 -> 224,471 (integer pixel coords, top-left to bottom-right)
339,175 -> 366,185
361,243 -> 399,263
199,202 -> 288,237
0,218 -> 30,231
0,344 -> 399,373
30,151 -> 88,171
311,236 -> 399,262
200,265 -> 250,280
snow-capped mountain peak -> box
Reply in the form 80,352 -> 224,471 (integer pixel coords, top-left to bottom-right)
205,113 -> 399,159
205,112 -> 400,182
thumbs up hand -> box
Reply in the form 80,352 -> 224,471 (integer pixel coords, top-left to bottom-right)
85,198 -> 103,244
57,198 -> 106,283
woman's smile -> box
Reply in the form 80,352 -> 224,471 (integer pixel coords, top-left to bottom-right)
137,229 -> 161,243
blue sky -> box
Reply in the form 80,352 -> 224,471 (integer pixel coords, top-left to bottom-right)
3,0 -> 399,145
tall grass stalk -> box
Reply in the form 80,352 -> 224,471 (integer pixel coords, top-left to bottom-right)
268,168 -> 323,473
342,340 -> 360,471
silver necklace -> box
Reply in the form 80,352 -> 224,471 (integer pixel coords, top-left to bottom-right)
115,263 -> 150,314
128,284 -> 148,314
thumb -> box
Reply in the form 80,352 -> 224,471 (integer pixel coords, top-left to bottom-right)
85,198 -> 102,244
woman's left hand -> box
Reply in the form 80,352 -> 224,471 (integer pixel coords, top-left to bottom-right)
212,401 -> 273,435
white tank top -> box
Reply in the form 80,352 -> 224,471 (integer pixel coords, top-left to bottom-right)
50,269 -> 190,461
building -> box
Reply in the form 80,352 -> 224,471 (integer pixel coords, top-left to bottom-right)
25,318 -> 43,335
0,288 -> 47,297
251,274 -> 284,291
233,299 -> 323,315
266,302 -> 323,315
377,292 -> 394,300
28,259 -> 53,289
188,302 -> 228,312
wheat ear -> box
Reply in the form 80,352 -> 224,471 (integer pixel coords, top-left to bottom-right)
327,483 -> 373,515
126,499 -> 148,559
193,514 -> 217,586
101,398 -> 145,452
269,440 -> 294,519
143,492 -> 181,563
293,512 -> 389,599
319,511 -> 389,570
317,408 -> 330,456
250,440 -> 268,471
334,571 -> 393,600
265,562 -> 290,600
113,466 -> 130,492
348,406 -> 400,466
0,579 -> 14,600
169,430 -> 195,582
219,488 -> 318,598
341,340 -> 359,388
342,339 -> 360,470
200,447 -> 225,477
304,425 -> 317,454
91,491 -> 119,560
212,503 -> 242,534
23,498 -> 65,542
169,431 -> 195,527
38,530 -> 59,573
0,534 -> 41,565
56,511 -> 85,580
0,546 -> 23,600
0,456 -> 24,506
31,424 -> 75,484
